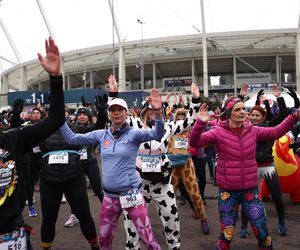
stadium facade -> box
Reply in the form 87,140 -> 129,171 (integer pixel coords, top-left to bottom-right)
1,28 -> 300,105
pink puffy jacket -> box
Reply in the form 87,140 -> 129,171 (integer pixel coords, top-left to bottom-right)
189,114 -> 297,190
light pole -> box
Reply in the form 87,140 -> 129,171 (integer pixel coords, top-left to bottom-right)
137,19 -> 145,91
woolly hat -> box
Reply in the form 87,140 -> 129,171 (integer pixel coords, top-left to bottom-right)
76,106 -> 92,122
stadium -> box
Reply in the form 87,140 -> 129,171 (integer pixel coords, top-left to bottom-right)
1,0 -> 300,108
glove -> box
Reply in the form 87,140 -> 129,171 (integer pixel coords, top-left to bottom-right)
102,94 -> 108,105
94,95 -> 106,112
12,99 -> 24,116
256,89 -> 264,100
287,88 -> 300,108
81,96 -> 86,107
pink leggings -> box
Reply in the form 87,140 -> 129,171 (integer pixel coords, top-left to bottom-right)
99,195 -> 161,250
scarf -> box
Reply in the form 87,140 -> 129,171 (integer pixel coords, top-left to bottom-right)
110,122 -> 130,139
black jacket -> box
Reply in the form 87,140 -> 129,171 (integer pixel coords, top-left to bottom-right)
0,75 -> 64,233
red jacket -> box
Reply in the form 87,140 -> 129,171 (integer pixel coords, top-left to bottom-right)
189,114 -> 297,190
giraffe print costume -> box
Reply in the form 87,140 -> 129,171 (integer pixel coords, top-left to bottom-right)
168,130 -> 208,226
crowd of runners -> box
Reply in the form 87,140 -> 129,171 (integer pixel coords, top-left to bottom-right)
1,37 -> 300,250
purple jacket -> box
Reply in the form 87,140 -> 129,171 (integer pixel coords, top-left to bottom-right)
189,114 -> 297,190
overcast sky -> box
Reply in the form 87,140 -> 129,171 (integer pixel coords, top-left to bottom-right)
0,0 -> 299,73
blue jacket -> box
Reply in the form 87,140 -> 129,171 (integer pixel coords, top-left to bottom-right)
60,119 -> 164,196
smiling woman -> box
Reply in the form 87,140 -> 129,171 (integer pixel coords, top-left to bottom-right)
189,96 -> 300,249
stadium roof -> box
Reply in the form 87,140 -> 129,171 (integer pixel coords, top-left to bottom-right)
0,0 -> 300,91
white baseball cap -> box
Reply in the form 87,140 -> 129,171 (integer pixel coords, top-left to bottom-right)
108,98 -> 128,111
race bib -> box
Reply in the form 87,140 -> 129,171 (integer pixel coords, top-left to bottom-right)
175,138 -> 188,149
141,158 -> 161,173
0,228 -> 27,250
119,188 -> 144,209
79,149 -> 88,160
48,152 -> 69,164
32,146 -> 41,153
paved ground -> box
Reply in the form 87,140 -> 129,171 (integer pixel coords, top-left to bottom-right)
23,179 -> 300,250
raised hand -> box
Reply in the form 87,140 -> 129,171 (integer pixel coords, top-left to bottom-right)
272,84 -> 281,97
287,88 -> 298,99
108,75 -> 118,92
94,95 -> 106,111
240,83 -> 249,97
198,103 -> 209,123
256,89 -> 264,100
149,88 -> 162,110
81,96 -> 86,107
12,99 -> 24,116
191,83 -> 200,98
259,95 -> 267,103
37,37 -> 60,76
165,92 -> 172,103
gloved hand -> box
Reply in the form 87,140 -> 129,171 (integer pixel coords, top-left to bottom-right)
12,99 -> 24,116
287,88 -> 300,108
94,95 -> 106,112
81,96 -> 86,107
256,89 -> 264,100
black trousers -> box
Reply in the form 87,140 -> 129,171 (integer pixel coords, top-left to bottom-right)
191,155 -> 206,198
39,174 -> 97,244
81,159 -> 103,202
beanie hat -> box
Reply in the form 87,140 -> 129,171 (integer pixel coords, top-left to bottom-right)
76,106 -> 92,122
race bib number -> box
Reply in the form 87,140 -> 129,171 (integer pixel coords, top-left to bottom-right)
119,188 -> 144,209
141,158 -> 161,173
32,146 -> 41,153
175,138 -> 188,149
48,152 -> 69,164
0,229 -> 27,250
79,149 -> 88,160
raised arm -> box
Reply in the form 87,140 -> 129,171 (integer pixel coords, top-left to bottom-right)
18,37 -> 65,153
189,103 -> 217,148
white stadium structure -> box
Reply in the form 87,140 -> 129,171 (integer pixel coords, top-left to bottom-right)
1,0 -> 300,106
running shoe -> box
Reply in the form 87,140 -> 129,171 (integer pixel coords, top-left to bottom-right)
28,206 -> 37,217
201,219 -> 210,234
64,214 -> 79,227
239,224 -> 249,238
278,221 -> 288,236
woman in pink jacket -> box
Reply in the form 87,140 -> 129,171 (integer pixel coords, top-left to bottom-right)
189,96 -> 300,250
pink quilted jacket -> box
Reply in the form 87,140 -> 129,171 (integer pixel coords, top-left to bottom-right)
189,114 -> 297,190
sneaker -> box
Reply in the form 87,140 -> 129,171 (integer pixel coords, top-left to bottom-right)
201,219 -> 210,235
65,214 -> 79,227
278,221 -> 288,236
239,224 -> 249,238
28,206 -> 37,217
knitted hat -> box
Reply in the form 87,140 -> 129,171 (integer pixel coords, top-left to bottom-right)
76,106 -> 92,122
